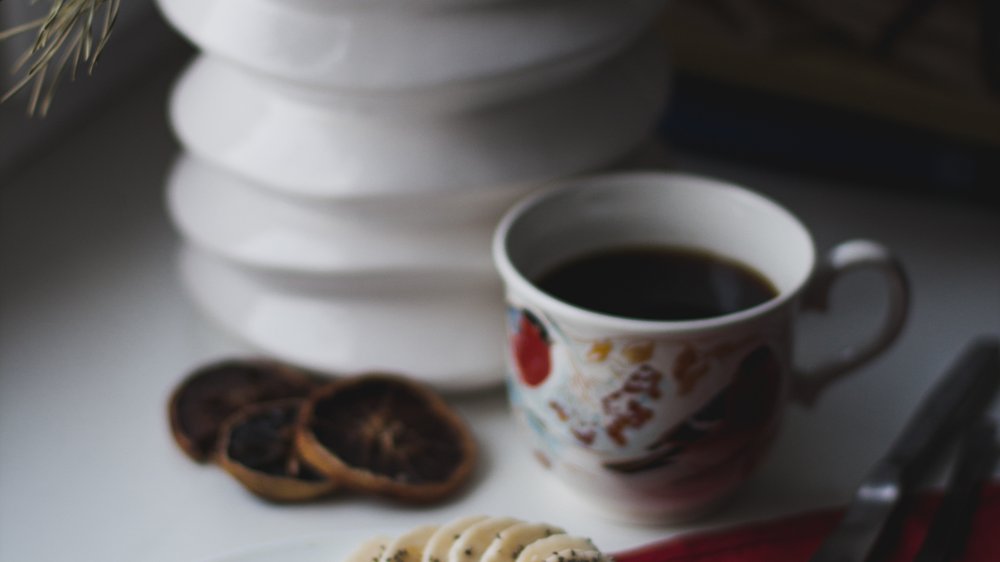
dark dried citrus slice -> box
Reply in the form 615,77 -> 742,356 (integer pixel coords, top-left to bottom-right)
296,374 -> 477,504
169,359 -> 317,462
217,399 -> 337,502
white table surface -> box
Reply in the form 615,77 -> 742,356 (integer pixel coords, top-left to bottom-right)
2,68 -> 998,562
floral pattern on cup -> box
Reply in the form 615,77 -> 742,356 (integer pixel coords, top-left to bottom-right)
506,305 -> 784,480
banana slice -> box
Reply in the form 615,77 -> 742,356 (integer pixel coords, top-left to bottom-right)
422,516 -> 489,562
448,517 -> 523,562
544,549 -> 606,562
480,522 -> 565,562
345,535 -> 392,562
380,525 -> 439,562
514,535 -> 596,562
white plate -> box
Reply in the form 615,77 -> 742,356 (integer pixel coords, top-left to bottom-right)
282,0 -> 514,9
203,527 -> 420,562
157,0 -> 665,101
205,535 -> 346,562
167,155 -> 525,275
169,35 -> 668,198
180,246 -> 507,390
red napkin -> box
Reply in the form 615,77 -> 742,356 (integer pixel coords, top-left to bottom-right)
614,484 -> 1000,562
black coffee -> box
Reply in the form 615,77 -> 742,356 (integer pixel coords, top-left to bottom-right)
535,246 -> 778,321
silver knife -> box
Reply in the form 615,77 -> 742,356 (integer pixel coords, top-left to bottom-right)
809,336 -> 1000,562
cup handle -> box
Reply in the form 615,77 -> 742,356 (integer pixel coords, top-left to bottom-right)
792,239 -> 910,406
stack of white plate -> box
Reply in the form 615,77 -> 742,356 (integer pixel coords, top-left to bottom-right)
156,0 -> 669,390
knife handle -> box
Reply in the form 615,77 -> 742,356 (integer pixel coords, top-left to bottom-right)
913,419 -> 998,562
886,337 -> 1000,484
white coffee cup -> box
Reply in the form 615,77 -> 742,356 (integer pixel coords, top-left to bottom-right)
492,171 -> 909,522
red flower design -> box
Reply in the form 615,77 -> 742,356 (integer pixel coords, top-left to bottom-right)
512,310 -> 551,387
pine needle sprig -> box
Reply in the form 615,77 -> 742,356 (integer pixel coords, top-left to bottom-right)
0,0 -> 121,116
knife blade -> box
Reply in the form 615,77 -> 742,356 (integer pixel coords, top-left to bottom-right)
809,336 -> 1000,562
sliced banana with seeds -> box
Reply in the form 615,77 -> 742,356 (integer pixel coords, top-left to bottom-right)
380,525 -> 439,562
349,518 -> 608,562
544,549 -> 607,562
448,517 -> 523,562
514,535 -> 597,562
345,535 -> 392,562
480,522 -> 565,562
423,516 -> 489,562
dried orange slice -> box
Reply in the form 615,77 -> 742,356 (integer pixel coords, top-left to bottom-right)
296,374 -> 477,503
169,359 -> 317,462
217,399 -> 337,502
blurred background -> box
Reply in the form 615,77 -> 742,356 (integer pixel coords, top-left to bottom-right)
1,0 -> 998,202
659,0 -> 1000,202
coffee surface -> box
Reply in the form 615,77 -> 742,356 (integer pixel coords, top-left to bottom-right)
535,246 -> 777,321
